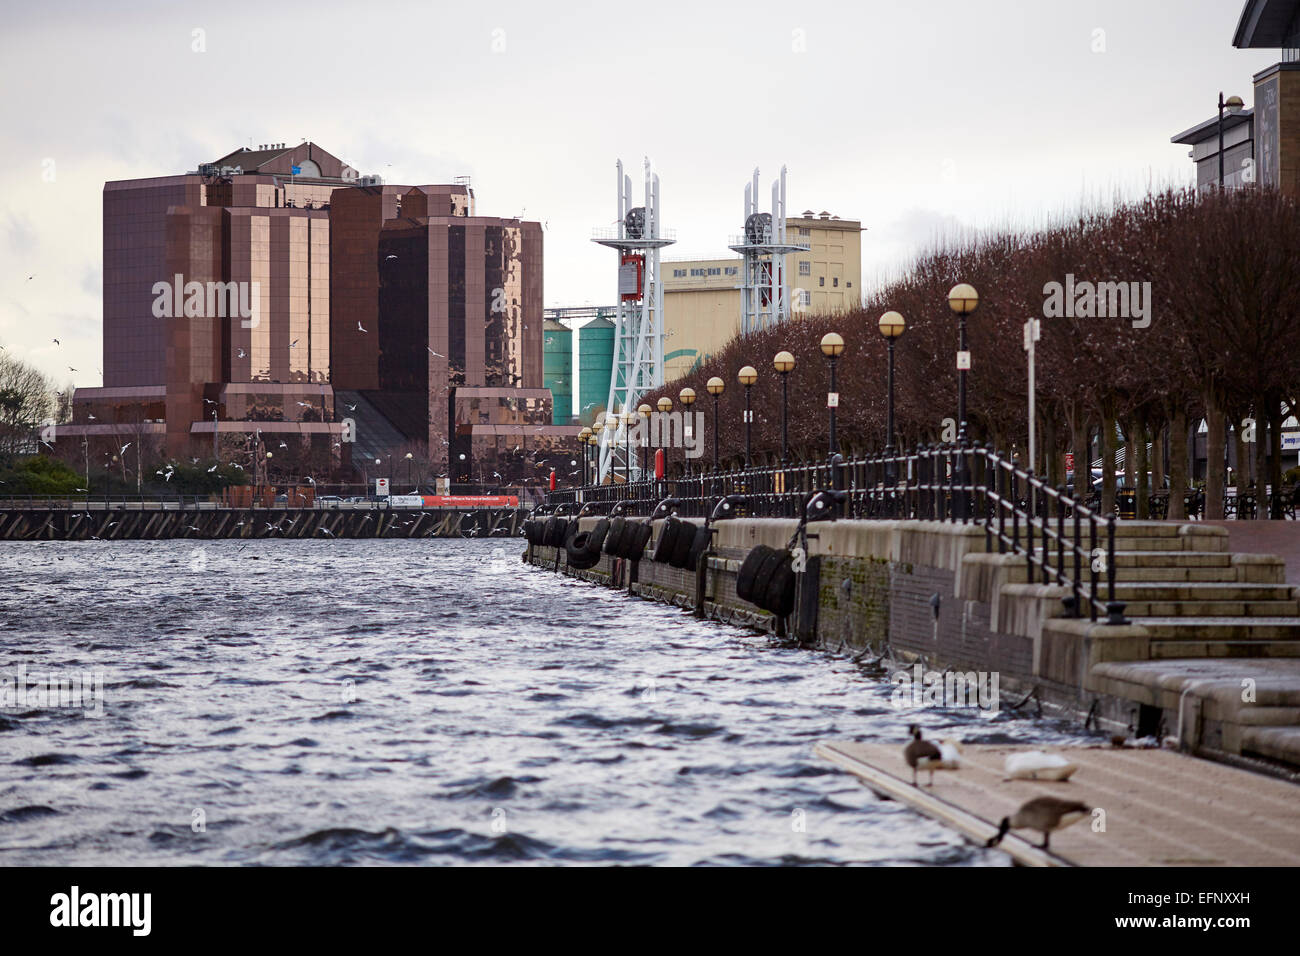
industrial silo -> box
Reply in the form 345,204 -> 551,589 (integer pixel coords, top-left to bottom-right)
578,316 -> 615,426
543,318 -> 572,425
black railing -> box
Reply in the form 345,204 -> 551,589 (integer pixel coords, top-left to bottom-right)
547,443 -> 1126,624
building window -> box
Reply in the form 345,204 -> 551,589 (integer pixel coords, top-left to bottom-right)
798,261 -> 810,275
798,290 -> 811,306
819,276 -> 825,287
846,281 -> 852,288
724,267 -> 738,276
833,277 -> 838,287
798,227 -> 810,236
707,267 -> 720,276
673,269 -> 686,277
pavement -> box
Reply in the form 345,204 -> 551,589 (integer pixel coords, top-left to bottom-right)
816,740 -> 1300,866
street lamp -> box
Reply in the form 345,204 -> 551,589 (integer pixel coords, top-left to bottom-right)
948,283 -> 979,519
1218,92 -> 1244,189
738,366 -> 758,467
877,312 -> 905,479
405,451 -> 414,491
706,376 -> 725,470
773,350 -> 795,464
820,332 -> 844,457
604,415 -> 618,484
638,403 -> 652,477
622,411 -> 636,484
656,397 -> 672,478
679,387 -> 696,477
578,427 -> 592,485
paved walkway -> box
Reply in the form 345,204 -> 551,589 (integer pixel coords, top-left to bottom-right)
816,740 -> 1300,866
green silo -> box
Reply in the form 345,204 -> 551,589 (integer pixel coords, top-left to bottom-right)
543,319 -> 573,425
578,316 -> 615,426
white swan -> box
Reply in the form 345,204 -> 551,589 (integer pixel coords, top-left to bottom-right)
1003,750 -> 1078,781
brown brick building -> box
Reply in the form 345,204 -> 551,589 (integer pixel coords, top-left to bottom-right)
67,142 -> 578,488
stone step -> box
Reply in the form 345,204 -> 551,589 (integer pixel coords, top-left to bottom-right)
1149,640 -> 1300,659
1111,550 -> 1232,568
1110,566 -> 1241,583
1112,582 -> 1298,601
1140,617 -> 1300,640
1124,599 -> 1300,617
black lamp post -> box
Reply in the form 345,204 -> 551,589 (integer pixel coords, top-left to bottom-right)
947,283 -> 979,518
1218,92 -> 1244,189
773,350 -> 795,464
679,387 -> 696,478
639,403 -> 652,478
578,427 -> 592,485
738,365 -> 757,468
656,396 -> 671,479
706,377 -> 724,470
622,411 -> 633,485
877,311 -> 905,480
820,332 -> 844,457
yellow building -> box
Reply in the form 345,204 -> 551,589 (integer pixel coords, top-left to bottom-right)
662,212 -> 862,381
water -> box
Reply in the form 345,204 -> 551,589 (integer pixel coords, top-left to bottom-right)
0,539 -> 1092,866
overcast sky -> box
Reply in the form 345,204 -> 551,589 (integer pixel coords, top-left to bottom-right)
0,0 -> 1281,391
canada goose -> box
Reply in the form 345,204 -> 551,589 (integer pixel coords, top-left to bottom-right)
903,725 -> 959,786
987,796 -> 1091,850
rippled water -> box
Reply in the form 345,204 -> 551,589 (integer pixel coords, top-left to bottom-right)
0,539 -> 1094,866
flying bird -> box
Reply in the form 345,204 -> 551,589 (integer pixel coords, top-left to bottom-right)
357,322 -> 368,333
296,401 -> 311,407
290,339 -> 299,348
207,464 -> 218,473
52,338 -> 60,345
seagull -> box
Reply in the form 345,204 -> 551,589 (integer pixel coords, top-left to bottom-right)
52,338 -> 60,345
385,254 -> 398,260
279,441 -> 287,449
204,398 -> 217,405
237,348 -> 246,358
345,403 -> 357,411
427,348 -> 443,357
357,322 -> 368,333
987,796 -> 1092,851
290,339 -> 299,348
119,442 -> 131,454
69,366 -> 78,372
87,413 -> 96,420
296,401 -> 311,407
207,464 -> 218,473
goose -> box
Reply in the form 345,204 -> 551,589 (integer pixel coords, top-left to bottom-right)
902,725 -> 960,786
987,796 -> 1091,850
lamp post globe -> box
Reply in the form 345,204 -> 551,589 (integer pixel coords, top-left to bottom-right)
820,333 -> 844,458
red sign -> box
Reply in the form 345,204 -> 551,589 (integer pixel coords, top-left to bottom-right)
420,495 -> 519,507
619,254 -> 644,301
1064,453 -> 1075,472
655,448 -> 664,479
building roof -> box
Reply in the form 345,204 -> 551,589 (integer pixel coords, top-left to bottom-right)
1171,108 -> 1254,145
211,145 -> 293,170
1233,0 -> 1300,47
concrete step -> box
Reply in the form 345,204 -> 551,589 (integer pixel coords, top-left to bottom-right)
1139,617 -> 1300,640
1111,551 -> 1232,568
1112,582 -> 1297,601
1149,640 -> 1300,659
1110,566 -> 1242,583
1243,726 -> 1300,766
1124,599 -> 1300,617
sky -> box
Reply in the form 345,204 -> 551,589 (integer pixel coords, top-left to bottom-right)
0,0 -> 1283,392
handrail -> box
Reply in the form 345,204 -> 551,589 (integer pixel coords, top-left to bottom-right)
548,442 -> 1127,624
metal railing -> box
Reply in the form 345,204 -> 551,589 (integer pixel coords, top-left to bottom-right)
548,443 -> 1126,624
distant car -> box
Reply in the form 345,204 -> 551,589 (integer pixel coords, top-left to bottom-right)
317,495 -> 342,506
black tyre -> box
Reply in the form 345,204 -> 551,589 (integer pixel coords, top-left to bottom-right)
565,531 -> 601,570
748,549 -> 786,608
632,521 -> 654,559
762,554 -> 797,616
735,545 -> 773,602
653,516 -> 682,563
686,525 -> 711,572
669,520 -> 697,568
603,516 -> 626,556
550,518 -> 570,548
586,518 -> 609,555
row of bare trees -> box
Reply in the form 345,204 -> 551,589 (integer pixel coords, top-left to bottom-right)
644,187 -> 1300,519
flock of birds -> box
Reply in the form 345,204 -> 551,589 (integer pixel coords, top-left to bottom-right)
901,724 -> 1092,852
